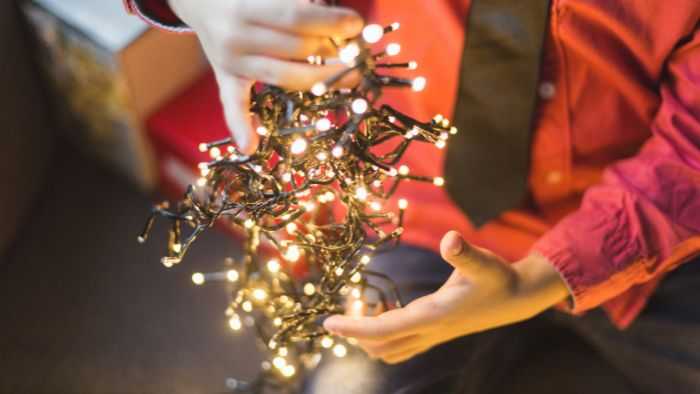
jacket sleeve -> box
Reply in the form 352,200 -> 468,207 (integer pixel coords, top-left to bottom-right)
123,0 -> 191,32
531,25 -> 700,314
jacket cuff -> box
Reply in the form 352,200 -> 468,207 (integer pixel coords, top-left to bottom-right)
125,0 -> 191,32
530,216 -> 654,315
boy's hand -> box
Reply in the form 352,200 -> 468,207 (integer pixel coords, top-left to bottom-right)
324,231 -> 569,364
168,0 -> 363,153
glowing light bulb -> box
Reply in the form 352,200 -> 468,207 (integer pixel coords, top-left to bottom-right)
281,365 -> 296,378
386,43 -> 401,56
321,336 -> 334,349
242,300 -> 253,312
209,146 -> 221,159
433,177 -> 445,187
315,117 -> 331,132
355,186 -> 368,201
290,138 -> 308,155
282,172 -> 292,183
408,61 -> 418,70
399,198 -> 408,209
303,282 -> 316,296
316,151 -> 328,161
334,267 -> 344,276
284,245 -> 301,262
229,314 -> 242,331
267,259 -> 281,273
332,145 -> 344,158
388,167 -> 398,177
244,219 -> 255,229
196,177 -> 207,187
352,299 -> 364,312
278,347 -> 289,357
436,140 -> 446,149
391,22 -> 401,31
412,76 -> 427,92
333,344 -> 348,358
351,98 -> 368,114
360,255 -> 371,265
339,42 -> 360,64
171,243 -> 182,253
192,272 -> 205,285
253,288 -> 268,301
273,356 -> 286,369
227,269 -> 239,282
198,143 -> 208,152
273,317 -> 282,326
311,82 -> 327,96
362,24 -> 384,43
450,126 -> 458,135
370,201 -> 382,211
256,126 -> 269,136
350,272 -> 362,283
399,165 -> 410,176
285,222 -> 297,234
351,287 -> 362,298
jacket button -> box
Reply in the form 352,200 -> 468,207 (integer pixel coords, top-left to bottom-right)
546,170 -> 563,184
538,81 -> 556,99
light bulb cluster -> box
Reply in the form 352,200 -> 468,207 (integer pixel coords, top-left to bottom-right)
138,21 -> 456,393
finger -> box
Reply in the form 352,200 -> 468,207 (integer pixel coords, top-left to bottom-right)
382,345 -> 432,365
231,55 -> 354,90
440,231 -> 514,285
213,69 -> 258,154
358,334 -> 421,358
324,302 -> 431,341
237,26 -> 337,59
241,0 -> 363,38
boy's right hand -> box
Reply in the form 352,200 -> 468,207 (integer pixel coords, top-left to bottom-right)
168,0 -> 364,154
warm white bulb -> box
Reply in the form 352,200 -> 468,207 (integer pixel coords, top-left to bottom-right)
399,165 -> 410,176
332,145 -> 344,158
273,356 -> 287,369
284,245 -> 301,262
253,288 -> 268,301
334,267 -> 344,276
290,138 -> 308,155
339,42 -> 360,64
198,143 -> 208,152
227,270 -> 239,282
303,282 -> 316,296
229,315 -> 242,331
196,177 -> 207,187
350,272 -> 362,283
311,82 -> 327,96
256,126 -> 269,136
242,301 -> 253,312
386,43 -> 401,56
209,146 -> 221,159
267,259 -> 281,273
321,336 -> 334,348
285,222 -> 297,234
355,186 -> 368,201
315,118 -> 332,132
433,177 -> 445,187
316,151 -> 328,161
408,61 -> 418,70
244,218 -> 255,229
281,365 -> 296,378
412,76 -> 427,92
399,198 -> 408,209
192,272 -> 205,285
362,24 -> 384,43
390,22 -> 401,31
370,201 -> 382,211
360,255 -> 371,265
351,98 -> 368,114
333,344 -> 348,358
436,140 -> 446,149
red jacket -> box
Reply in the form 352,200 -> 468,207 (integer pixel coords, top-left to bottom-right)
126,0 -> 700,329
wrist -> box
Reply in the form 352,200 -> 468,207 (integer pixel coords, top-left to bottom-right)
513,253 -> 570,312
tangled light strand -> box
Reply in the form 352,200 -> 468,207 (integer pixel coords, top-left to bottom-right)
139,22 -> 457,393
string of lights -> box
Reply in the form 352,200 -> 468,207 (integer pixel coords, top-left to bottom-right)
138,21 -> 457,393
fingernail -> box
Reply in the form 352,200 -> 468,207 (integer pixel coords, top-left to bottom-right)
446,232 -> 464,256
323,316 -> 340,333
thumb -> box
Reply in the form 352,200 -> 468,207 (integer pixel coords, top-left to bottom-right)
213,68 -> 258,155
440,231 -> 514,285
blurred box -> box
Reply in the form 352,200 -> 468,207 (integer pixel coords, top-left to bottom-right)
22,0 -> 207,190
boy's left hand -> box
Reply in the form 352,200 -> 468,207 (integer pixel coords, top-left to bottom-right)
323,231 -> 569,364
